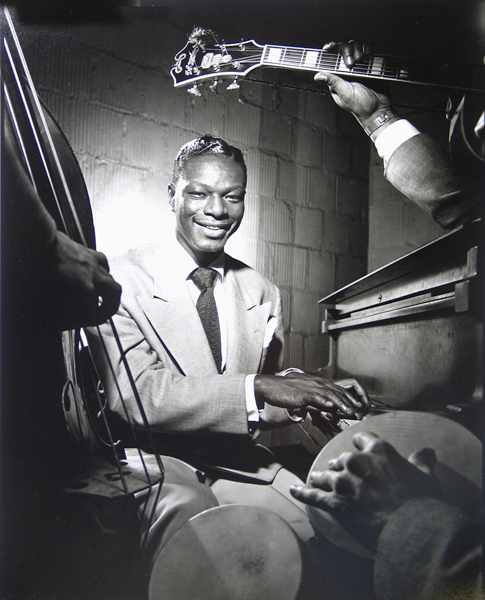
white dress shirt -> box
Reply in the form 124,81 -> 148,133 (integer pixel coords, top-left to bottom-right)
374,119 -> 420,166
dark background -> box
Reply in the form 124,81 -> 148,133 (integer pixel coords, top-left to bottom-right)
8,0 -> 485,64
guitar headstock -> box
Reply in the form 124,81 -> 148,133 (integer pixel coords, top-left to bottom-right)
171,28 -> 264,95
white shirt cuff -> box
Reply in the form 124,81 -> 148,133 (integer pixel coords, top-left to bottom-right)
374,119 -> 420,166
245,374 -> 260,422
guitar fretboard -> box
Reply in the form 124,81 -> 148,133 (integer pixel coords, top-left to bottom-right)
262,45 -> 410,82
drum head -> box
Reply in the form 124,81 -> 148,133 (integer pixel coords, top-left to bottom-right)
307,411 -> 482,559
149,504 -> 303,600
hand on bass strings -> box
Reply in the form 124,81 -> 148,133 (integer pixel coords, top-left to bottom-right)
4,117 -> 121,330
46,231 -> 122,330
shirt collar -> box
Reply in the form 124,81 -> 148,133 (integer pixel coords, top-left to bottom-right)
175,239 -> 225,283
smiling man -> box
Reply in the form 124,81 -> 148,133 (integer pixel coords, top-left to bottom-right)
87,135 -> 367,575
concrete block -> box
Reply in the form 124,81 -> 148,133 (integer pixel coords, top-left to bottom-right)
152,76 -> 186,128
324,213 -> 349,255
88,161 -> 168,256
337,108 -> 360,138
303,334 -> 330,372
224,96 -> 261,147
368,246 -> 413,272
260,111 -> 293,157
291,291 -> 322,334
237,193 -> 261,239
307,251 -> 335,296
238,81 -> 264,108
325,133 -> 352,176
40,92 -> 72,142
91,54 -> 141,113
308,168 -> 335,212
273,245 -> 307,289
336,177 -> 365,217
284,332 -> 304,370
351,138 -> 371,182
279,162 -> 309,205
259,154 -> 279,199
245,149 -> 262,196
368,202 -> 406,250
121,114 -> 166,171
336,254 -> 365,289
348,218 -> 368,260
295,123 -> 323,167
295,206 -> 323,249
259,197 -> 293,244
185,92 -> 225,138
304,92 -> 338,133
73,102 -> 124,161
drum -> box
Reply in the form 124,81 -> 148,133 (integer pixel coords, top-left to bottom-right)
306,411 -> 482,559
148,504 -> 303,600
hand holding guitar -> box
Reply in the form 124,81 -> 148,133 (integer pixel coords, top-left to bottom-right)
315,70 -> 395,131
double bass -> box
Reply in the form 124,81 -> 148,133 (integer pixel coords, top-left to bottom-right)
1,7 -> 166,597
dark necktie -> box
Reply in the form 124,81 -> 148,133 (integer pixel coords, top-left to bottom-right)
191,268 -> 222,373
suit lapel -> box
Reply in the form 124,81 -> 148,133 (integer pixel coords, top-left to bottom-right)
225,262 -> 272,375
137,246 -> 218,377
136,248 -> 272,377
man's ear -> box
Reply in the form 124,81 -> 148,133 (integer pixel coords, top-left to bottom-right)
168,184 -> 175,211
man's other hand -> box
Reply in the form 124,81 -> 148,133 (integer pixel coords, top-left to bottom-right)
290,432 -> 442,539
314,71 -> 391,128
47,231 -> 122,330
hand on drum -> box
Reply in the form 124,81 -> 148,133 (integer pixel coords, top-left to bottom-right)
290,431 -> 442,548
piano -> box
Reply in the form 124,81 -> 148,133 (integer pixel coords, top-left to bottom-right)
300,218 -> 483,451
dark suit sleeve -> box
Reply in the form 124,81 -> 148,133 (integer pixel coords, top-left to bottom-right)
374,498 -> 482,600
384,133 -> 483,229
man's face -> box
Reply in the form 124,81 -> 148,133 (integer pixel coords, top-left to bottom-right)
168,155 -> 246,264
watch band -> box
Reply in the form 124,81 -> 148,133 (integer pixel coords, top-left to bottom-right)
363,109 -> 398,136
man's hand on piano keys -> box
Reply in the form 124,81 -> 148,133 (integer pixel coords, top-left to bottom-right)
254,372 -> 369,421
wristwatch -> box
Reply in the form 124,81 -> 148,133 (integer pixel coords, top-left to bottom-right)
363,109 -> 398,136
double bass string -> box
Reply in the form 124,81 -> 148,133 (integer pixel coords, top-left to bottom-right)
3,6 -> 164,543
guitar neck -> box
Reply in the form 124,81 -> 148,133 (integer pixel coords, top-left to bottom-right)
261,45 -> 484,93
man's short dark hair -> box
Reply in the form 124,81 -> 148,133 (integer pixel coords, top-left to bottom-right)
171,135 -> 247,185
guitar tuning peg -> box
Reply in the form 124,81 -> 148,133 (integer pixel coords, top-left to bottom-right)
209,78 -> 219,94
187,84 -> 201,97
227,77 -> 240,90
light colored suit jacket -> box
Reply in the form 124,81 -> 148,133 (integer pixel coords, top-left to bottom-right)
385,133 -> 483,229
88,244 -> 290,467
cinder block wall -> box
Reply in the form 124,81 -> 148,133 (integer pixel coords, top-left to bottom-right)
22,22 -> 369,377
